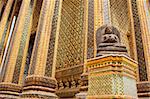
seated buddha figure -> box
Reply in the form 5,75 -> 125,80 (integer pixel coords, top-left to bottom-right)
96,25 -> 127,56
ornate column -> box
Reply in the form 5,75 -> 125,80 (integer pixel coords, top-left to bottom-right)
135,0 -> 150,98
0,0 -> 15,62
87,25 -> 138,99
75,0 -> 89,98
0,0 -> 34,98
21,0 -> 62,98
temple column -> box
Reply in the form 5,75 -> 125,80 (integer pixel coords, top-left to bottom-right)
0,0 -> 15,60
0,0 -> 22,67
0,0 -> 35,98
76,0 -> 88,98
21,0 -> 62,98
137,0 -> 150,81
136,0 -> 150,98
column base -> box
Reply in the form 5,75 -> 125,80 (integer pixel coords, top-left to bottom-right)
76,73 -> 88,99
0,83 -> 22,98
137,81 -> 150,98
21,90 -> 57,98
21,75 -> 58,98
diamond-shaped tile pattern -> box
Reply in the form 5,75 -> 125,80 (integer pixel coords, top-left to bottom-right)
56,0 -> 84,70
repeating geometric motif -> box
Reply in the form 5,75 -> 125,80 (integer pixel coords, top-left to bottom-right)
56,0 -> 84,70
29,0 -> 48,75
45,0 -> 60,77
89,74 -> 124,96
131,0 -> 148,81
24,0 -> 43,79
88,74 -> 113,95
1,0 -> 23,82
110,0 -> 129,33
12,0 -> 34,84
109,0 -> 130,53
87,0 -> 94,59
113,74 -> 124,95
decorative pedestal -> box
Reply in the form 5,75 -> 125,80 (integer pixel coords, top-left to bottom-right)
76,73 -> 88,99
0,83 -> 22,98
87,54 -> 138,99
137,81 -> 150,98
21,76 -> 57,98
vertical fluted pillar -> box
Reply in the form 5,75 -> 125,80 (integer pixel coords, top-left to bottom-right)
21,0 -> 62,98
0,0 -> 15,62
136,0 -> 150,98
0,0 -> 34,98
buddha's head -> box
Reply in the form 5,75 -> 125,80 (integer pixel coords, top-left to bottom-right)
101,26 -> 120,43
96,25 -> 127,56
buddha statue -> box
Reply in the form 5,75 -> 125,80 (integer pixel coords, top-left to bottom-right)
96,25 -> 127,56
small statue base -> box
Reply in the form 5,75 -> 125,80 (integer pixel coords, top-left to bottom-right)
87,55 -> 138,99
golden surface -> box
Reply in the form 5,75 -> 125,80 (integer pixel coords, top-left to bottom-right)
0,0 -> 150,98
4,0 -> 31,83
87,55 -> 138,98
137,0 -> 150,81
